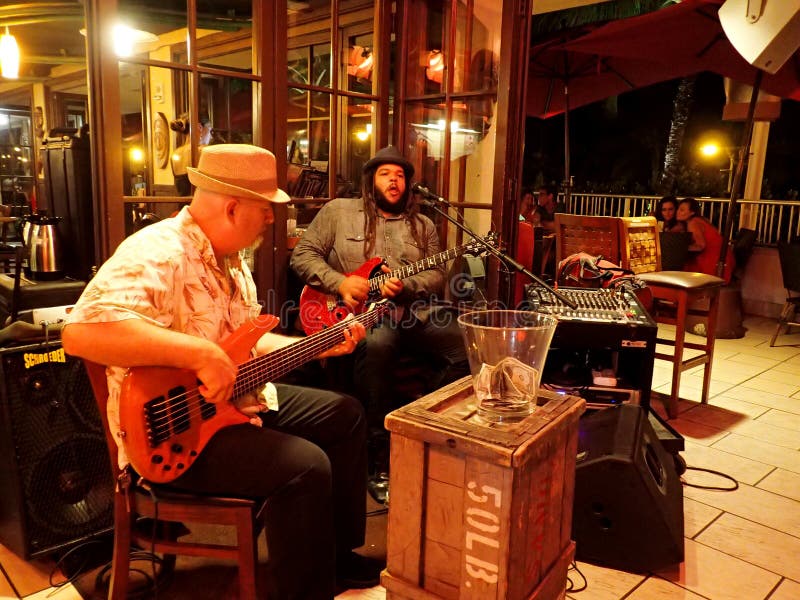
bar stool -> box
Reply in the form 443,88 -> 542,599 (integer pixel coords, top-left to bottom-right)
637,271 -> 725,419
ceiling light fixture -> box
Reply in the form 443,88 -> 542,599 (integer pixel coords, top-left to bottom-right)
0,27 -> 20,79
80,24 -> 158,58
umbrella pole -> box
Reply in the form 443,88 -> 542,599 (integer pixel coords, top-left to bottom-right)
717,69 -> 763,279
562,82 -> 572,208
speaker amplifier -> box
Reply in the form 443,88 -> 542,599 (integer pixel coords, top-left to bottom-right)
0,340 -> 114,558
572,404 -> 684,572
719,0 -> 800,74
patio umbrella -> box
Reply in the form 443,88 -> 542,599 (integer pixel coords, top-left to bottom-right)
527,32 -> 703,204
560,0 -> 800,102
559,0 -> 800,277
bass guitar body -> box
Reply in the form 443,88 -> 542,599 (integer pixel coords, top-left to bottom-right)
119,314 -> 279,483
298,256 -> 384,335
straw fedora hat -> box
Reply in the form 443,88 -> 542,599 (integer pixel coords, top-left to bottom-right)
187,144 -> 290,203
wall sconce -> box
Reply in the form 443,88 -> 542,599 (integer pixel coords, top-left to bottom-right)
0,27 -> 20,79
355,123 -> 372,141
425,50 -> 445,84
347,46 -> 374,80
129,147 -> 145,164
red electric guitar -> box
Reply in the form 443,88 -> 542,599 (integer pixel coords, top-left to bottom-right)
119,302 -> 390,483
298,233 -> 497,335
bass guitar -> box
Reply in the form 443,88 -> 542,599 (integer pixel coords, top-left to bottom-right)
299,233 -> 496,335
119,302 -> 389,483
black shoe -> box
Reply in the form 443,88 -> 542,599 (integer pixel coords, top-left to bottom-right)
336,551 -> 384,590
367,472 -> 389,506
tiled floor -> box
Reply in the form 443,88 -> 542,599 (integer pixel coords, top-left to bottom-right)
1,316 -> 799,599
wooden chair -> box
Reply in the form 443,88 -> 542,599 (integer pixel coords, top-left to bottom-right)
769,241 -> 800,347
513,221 -> 535,306
637,271 -> 724,419
613,215 -> 722,418
82,360 -> 267,599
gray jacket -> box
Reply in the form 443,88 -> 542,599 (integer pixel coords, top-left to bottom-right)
290,197 -> 444,304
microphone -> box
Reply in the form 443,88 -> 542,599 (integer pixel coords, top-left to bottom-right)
412,183 -> 447,204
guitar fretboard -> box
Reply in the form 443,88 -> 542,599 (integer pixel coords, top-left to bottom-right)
368,243 -> 474,292
232,304 -> 389,399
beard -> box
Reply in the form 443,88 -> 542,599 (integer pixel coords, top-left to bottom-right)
374,187 -> 408,215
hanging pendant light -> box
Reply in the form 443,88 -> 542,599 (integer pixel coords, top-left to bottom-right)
0,27 -> 20,79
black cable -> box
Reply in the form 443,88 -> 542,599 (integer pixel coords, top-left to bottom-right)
94,551 -> 171,600
367,507 -> 388,517
565,560 -> 587,593
49,538 -> 108,587
682,465 -> 739,491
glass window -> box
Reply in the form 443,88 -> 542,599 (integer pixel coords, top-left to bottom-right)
286,0 -> 380,201
404,2 -> 448,97
200,75 -> 254,144
403,0 -> 498,201
339,96 -> 377,194
453,0 -> 500,94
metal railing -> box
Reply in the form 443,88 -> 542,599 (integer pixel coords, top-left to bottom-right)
564,193 -> 800,246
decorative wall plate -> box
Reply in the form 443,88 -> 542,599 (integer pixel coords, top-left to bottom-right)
154,112 -> 170,168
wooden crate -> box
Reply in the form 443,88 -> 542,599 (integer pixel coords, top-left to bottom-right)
382,377 -> 585,600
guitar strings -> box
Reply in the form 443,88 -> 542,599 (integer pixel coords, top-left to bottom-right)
367,243 -> 471,294
141,306 -> 390,431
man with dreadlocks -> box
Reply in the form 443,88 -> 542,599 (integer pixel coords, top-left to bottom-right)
290,145 -> 467,504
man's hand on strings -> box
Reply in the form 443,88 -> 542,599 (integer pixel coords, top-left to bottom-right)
317,316 -> 366,359
379,264 -> 403,298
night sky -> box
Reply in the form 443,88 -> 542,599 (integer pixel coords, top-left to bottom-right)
524,72 -> 800,199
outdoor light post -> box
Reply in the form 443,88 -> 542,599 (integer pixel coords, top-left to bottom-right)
699,141 -> 738,194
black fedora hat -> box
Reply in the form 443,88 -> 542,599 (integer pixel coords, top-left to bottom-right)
362,146 -> 414,178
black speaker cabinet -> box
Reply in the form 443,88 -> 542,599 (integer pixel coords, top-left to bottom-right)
0,341 -> 113,558
41,134 -> 96,282
572,405 -> 684,572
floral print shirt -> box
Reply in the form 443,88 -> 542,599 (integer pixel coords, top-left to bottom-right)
67,207 -> 261,467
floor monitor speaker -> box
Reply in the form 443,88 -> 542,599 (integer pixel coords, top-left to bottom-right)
572,404 -> 684,572
0,340 -> 113,558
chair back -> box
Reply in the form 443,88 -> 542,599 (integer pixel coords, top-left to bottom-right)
513,221 -> 534,306
82,360 -> 121,477
659,232 -> 692,271
619,216 -> 661,274
778,241 -> 800,293
733,228 -> 757,275
555,214 -> 620,267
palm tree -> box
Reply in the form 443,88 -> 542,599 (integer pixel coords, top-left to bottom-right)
657,76 -> 696,195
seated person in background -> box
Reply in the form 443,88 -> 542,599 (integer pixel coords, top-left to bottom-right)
655,195 -> 686,232
171,114 -> 214,196
677,197 -> 735,284
62,144 -> 379,598
530,183 -> 565,232
519,187 -> 536,222
290,145 -> 469,505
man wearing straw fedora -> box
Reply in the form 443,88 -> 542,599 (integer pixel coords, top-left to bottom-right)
63,144 -> 381,598
291,145 -> 468,505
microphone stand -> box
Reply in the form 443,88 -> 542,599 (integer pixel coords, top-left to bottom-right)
417,195 -> 578,310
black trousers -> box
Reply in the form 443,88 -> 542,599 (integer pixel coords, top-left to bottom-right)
353,306 -> 469,431
164,383 -> 367,600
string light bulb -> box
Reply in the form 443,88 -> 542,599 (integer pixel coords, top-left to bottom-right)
0,27 -> 20,79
